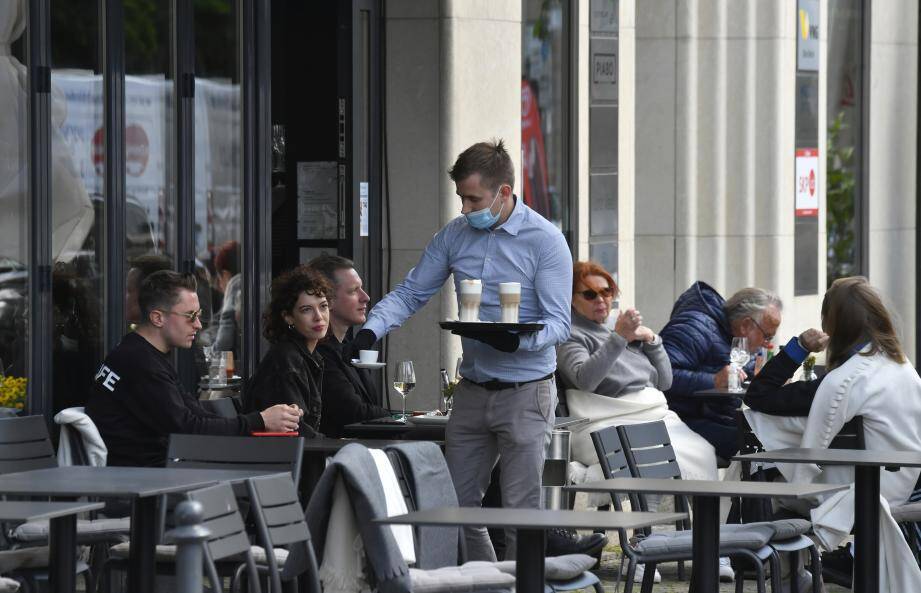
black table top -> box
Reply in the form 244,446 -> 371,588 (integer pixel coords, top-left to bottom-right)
303,437 -> 444,452
734,447 -> 921,468
0,466 -> 282,499
375,506 -> 686,531
565,477 -> 849,499
0,500 -> 105,522
689,387 -> 746,398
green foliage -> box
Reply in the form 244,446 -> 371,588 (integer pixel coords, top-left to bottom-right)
826,111 -> 857,287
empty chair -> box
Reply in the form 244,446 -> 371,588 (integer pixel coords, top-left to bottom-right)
592,424 -> 784,593
615,421 -> 823,593
247,474 -> 321,593
103,481 -> 262,593
166,434 -> 304,481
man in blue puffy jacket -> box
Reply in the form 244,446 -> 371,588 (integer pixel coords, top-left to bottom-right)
659,282 -> 782,459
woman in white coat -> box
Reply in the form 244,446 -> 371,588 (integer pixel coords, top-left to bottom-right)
744,276 -> 921,590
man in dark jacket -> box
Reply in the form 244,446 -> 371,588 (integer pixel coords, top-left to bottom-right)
659,282 -> 782,459
87,271 -> 303,467
308,255 -> 389,437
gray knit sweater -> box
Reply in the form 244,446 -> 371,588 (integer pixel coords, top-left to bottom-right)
557,309 -> 673,396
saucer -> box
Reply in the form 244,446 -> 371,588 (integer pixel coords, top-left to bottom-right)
350,359 -> 386,369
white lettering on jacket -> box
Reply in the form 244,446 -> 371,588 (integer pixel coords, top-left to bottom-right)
94,365 -> 121,392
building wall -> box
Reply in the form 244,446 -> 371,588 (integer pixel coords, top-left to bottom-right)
384,0 -> 522,407
867,0 -> 918,362
634,0 -> 824,348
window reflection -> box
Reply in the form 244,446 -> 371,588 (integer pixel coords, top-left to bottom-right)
50,0 -> 104,411
0,1 -> 30,399
522,0 -> 568,230
194,1 -> 243,373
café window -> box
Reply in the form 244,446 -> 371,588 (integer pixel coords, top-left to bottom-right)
521,0 -> 572,235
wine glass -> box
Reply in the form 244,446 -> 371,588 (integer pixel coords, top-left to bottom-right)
729,337 -> 749,392
392,361 -> 416,422
454,356 -> 463,383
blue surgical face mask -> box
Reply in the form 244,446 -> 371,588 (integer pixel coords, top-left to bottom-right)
464,187 -> 504,230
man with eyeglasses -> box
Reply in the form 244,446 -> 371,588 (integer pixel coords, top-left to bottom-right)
87,270 -> 303,468
659,283 -> 782,459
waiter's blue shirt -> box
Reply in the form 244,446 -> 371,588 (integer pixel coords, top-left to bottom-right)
363,197 -> 573,383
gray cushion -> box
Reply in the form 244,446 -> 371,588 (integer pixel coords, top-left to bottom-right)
13,517 -> 130,544
890,501 -> 921,523
636,524 -> 775,555
110,543 -> 287,566
723,519 -> 812,541
409,564 -> 515,593
476,554 -> 596,580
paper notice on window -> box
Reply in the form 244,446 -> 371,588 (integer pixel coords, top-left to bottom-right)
296,161 -> 338,240
794,149 -> 818,217
359,182 -> 369,237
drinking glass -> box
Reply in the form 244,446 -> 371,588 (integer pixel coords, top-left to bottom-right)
729,337 -> 750,392
393,361 -> 416,422
454,356 -> 463,383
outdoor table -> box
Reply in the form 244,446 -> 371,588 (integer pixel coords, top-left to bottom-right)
377,506 -> 684,593
566,477 -> 848,593
734,447 -> 921,593
690,387 -> 747,398
0,500 -> 105,593
0,466 -> 280,593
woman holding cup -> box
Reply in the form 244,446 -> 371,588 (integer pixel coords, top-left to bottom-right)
245,266 -> 330,436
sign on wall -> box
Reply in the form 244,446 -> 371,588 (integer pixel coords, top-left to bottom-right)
797,0 -> 819,72
795,148 -> 819,217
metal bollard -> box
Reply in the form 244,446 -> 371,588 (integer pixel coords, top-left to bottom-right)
165,500 -> 212,593
541,429 -> 572,510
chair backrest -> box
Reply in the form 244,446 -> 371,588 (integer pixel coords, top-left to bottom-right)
199,397 -> 239,419
184,482 -> 262,593
0,416 -> 57,473
247,474 -> 320,593
590,425 -> 643,551
830,416 -> 865,450
616,421 -> 683,480
167,434 -> 304,481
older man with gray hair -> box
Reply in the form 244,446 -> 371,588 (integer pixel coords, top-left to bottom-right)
659,282 -> 782,459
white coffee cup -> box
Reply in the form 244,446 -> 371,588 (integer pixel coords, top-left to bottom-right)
499,282 -> 521,323
359,349 -> 379,364
458,279 -> 482,322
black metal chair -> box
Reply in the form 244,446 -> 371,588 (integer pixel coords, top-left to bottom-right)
591,424 -> 782,593
166,434 -> 304,482
101,481 -> 262,593
246,474 -> 320,593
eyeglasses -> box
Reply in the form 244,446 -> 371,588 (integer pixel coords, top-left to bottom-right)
747,316 -> 775,342
160,309 -> 204,323
577,287 -> 614,301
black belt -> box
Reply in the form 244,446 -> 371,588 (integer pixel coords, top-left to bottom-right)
465,373 -> 554,391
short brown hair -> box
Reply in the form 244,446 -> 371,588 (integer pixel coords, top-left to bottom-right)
821,276 -> 906,369
263,266 -> 332,343
307,254 -> 355,286
572,261 -> 619,299
448,139 -> 515,192
139,270 -> 197,324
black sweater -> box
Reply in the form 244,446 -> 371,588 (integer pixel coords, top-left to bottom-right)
86,332 -> 265,467
317,337 -> 389,438
743,349 -> 821,417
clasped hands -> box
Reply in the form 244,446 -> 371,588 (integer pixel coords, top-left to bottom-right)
614,308 -> 656,343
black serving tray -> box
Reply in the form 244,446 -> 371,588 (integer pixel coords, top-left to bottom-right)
439,321 -> 544,333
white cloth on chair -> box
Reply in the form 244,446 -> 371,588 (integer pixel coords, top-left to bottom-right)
369,448 -> 416,565
566,387 -> 718,480
318,477 -> 369,593
54,406 -> 107,466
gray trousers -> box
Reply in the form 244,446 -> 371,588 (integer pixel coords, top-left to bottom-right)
445,377 -> 556,561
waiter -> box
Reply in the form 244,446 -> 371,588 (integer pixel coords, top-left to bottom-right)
351,140 -> 572,560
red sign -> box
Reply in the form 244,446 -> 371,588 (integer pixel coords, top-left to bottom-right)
795,148 -> 818,217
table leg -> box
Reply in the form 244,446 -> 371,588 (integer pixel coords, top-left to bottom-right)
128,497 -> 159,593
515,528 -> 546,593
48,515 -> 77,593
854,465 -> 881,593
689,495 -> 720,593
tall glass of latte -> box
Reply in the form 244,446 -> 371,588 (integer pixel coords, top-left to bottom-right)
499,282 -> 521,323
459,279 -> 482,322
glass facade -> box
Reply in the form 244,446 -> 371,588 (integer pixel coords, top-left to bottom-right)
0,1 -> 30,409
826,0 -> 865,285
521,0 -> 570,232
